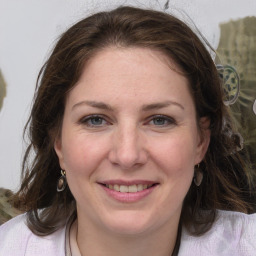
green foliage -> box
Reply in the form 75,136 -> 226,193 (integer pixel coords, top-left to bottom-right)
0,69 -> 7,111
0,188 -> 22,225
216,17 -> 256,170
216,17 -> 256,211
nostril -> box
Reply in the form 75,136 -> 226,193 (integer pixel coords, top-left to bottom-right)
108,132 -> 148,169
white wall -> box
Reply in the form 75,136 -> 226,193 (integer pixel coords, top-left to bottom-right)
0,0 -> 256,191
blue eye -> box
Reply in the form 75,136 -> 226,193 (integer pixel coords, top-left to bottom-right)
80,115 -> 108,127
149,115 -> 176,126
90,116 -> 104,125
152,117 -> 167,125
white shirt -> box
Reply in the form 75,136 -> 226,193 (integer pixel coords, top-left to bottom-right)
178,210 -> 256,256
0,210 -> 255,256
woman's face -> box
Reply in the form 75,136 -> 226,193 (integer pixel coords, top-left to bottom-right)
55,47 -> 210,236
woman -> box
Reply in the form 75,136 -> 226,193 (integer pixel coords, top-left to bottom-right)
0,6 -> 255,256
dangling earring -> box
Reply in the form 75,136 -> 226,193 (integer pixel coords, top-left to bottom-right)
57,170 -> 67,192
194,164 -> 203,186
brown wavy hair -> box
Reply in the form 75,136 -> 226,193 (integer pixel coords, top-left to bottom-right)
13,6 -> 254,236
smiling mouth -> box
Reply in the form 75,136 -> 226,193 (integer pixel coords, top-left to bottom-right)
102,184 -> 157,193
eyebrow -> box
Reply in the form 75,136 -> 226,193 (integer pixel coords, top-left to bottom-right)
72,100 -> 114,111
72,100 -> 184,111
141,101 -> 184,111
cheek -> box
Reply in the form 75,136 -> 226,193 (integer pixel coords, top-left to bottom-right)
61,134 -> 109,201
61,132 -> 107,176
152,132 -> 197,177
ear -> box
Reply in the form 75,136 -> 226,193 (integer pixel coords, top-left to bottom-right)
195,117 -> 211,164
54,137 -> 66,170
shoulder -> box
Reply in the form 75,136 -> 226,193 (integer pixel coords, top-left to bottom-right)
179,210 -> 256,256
0,213 -> 66,256
215,210 -> 256,233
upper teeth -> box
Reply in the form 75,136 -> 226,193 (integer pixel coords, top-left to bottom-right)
106,184 -> 152,193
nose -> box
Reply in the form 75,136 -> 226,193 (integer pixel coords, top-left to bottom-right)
108,123 -> 148,170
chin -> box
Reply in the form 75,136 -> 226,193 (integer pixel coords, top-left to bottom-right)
103,211 -> 154,235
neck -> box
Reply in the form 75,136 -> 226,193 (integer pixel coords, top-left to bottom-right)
76,215 -> 180,256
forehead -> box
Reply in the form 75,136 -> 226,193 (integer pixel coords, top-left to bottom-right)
66,47 -> 193,111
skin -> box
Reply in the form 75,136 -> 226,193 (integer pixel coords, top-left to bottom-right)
55,47 -> 210,256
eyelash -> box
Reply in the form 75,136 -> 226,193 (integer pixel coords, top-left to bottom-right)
147,115 -> 176,127
79,115 -> 109,127
79,114 -> 176,128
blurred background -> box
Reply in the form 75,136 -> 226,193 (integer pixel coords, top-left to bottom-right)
0,0 -> 255,222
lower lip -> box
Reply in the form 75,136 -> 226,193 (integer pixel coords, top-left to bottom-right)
101,185 -> 157,203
